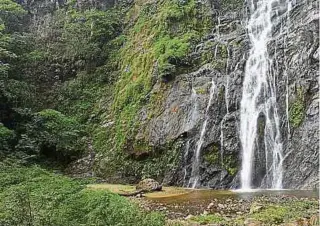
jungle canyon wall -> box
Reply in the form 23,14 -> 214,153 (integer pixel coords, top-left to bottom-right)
9,0 -> 319,189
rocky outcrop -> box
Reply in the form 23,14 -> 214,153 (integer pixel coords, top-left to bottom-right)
128,0 -> 319,189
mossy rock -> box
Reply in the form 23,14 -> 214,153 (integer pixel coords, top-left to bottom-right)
136,178 -> 162,192
289,87 -> 305,128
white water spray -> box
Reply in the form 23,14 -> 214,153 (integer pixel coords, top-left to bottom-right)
240,0 -> 285,190
188,79 -> 216,188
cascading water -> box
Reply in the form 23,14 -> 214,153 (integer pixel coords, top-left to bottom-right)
240,0 -> 286,190
188,79 -> 216,188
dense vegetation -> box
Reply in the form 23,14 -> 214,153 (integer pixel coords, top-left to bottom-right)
0,160 -> 164,226
0,0 -> 203,224
0,0 -> 215,183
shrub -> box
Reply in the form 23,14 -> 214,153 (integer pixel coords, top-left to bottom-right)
0,123 -> 15,153
15,109 -> 86,163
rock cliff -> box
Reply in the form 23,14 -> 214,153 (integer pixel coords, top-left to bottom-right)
21,0 -> 319,189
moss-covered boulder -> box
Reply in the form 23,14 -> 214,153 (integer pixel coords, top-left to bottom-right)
136,178 -> 162,192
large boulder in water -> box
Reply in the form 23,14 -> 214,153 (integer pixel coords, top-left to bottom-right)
136,179 -> 162,192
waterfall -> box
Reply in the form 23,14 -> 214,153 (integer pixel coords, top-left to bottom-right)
240,0 -> 286,190
188,79 -> 216,188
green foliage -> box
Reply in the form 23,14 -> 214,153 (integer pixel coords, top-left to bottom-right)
15,109 -> 85,163
0,0 -> 26,33
0,0 -> 32,113
289,88 -> 305,128
0,163 -> 165,226
95,139 -> 183,183
1,1 -> 126,164
249,200 -> 319,224
190,214 -> 226,225
140,140 -> 182,180
0,123 -> 14,152
112,0 -> 212,153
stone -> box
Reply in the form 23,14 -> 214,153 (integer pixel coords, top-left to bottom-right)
218,204 -> 225,209
207,202 -> 214,209
249,203 -> 263,214
244,218 -> 262,226
136,179 -> 162,192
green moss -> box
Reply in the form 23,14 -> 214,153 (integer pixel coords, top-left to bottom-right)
204,145 -> 219,164
95,138 -> 183,182
200,43 -> 228,70
112,0 -> 213,152
289,88 -> 305,128
133,140 -> 153,155
194,87 -> 207,95
203,144 -> 237,176
190,214 -> 226,225
201,50 -> 215,64
222,154 -> 238,176
147,83 -> 168,119
204,40 -> 215,49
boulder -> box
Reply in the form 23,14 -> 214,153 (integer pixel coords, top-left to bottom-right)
136,179 -> 162,192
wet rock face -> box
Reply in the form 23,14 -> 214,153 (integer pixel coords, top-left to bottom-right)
268,0 -> 319,189
135,2 -> 247,188
135,0 -> 318,189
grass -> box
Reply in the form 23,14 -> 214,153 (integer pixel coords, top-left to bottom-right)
189,214 -> 227,225
0,161 -> 165,226
248,200 -> 319,224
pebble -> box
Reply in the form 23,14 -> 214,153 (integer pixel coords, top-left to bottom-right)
207,202 -> 214,209
130,190 -> 318,224
244,218 -> 262,226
